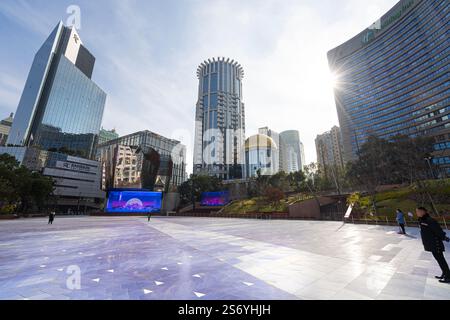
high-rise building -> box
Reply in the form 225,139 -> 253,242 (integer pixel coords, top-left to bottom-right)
7,21 -> 106,160
0,22 -> 107,212
98,127 -> 119,145
279,130 -> 305,173
245,134 -> 278,178
328,0 -> 450,175
0,113 -> 14,146
315,126 -> 345,177
193,57 -> 246,180
97,130 -> 187,191
258,127 -> 280,173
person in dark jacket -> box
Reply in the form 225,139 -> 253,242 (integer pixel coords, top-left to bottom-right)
48,211 -> 56,225
396,209 -> 406,234
416,207 -> 450,283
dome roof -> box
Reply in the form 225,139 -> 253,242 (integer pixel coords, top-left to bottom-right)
245,134 -> 278,150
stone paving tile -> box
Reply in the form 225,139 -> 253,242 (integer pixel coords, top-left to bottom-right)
0,217 -> 449,300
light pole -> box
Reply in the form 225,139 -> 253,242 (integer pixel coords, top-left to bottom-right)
424,156 -> 435,179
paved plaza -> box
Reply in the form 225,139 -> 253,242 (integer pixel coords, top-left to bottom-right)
0,216 -> 449,300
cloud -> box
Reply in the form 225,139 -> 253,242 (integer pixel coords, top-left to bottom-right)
0,0 -> 53,36
0,73 -> 24,116
0,0 -> 399,173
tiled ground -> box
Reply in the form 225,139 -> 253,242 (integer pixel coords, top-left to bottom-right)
0,217 -> 449,300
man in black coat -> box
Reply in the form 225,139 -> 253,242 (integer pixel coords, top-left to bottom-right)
416,207 -> 450,283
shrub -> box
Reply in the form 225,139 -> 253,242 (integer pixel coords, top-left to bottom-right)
264,187 -> 285,205
0,204 -> 16,215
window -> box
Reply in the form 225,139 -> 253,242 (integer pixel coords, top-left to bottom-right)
210,73 -> 218,92
203,75 -> 209,93
210,93 -> 218,108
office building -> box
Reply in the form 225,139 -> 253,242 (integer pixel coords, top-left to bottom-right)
99,127 -> 119,145
245,134 -> 278,177
315,126 -> 345,177
7,21 -> 106,160
279,130 -> 305,173
1,21 -> 107,211
0,113 -> 13,146
0,146 -> 104,213
328,0 -> 450,175
97,130 -> 187,192
193,57 -> 246,180
258,127 -> 280,173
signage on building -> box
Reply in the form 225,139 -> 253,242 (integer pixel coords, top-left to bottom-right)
56,160 -> 91,173
362,0 -> 414,45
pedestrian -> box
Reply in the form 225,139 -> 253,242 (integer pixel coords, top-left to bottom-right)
48,211 -> 56,225
148,212 -> 151,222
416,207 -> 450,283
396,209 -> 406,234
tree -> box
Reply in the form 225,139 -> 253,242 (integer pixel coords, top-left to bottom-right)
345,135 -> 437,215
178,174 -> 223,205
264,187 -> 284,207
0,153 -> 55,214
287,171 -> 306,192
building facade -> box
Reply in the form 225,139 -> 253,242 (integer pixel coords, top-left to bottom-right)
258,127 -> 280,173
245,134 -> 278,178
98,127 -> 119,145
0,146 -> 104,213
0,113 -> 13,146
97,130 -> 187,192
7,21 -> 106,160
193,57 -> 246,180
279,130 -> 305,173
315,126 -> 345,177
328,0 -> 450,175
1,22 -> 107,212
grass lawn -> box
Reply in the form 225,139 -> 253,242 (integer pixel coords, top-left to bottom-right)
222,194 -> 313,214
358,179 -> 450,223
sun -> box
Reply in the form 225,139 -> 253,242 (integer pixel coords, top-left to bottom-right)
326,71 -> 340,90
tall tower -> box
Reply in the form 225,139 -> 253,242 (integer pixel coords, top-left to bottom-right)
279,130 -> 304,173
7,21 -> 106,160
193,57 -> 246,180
328,0 -> 449,176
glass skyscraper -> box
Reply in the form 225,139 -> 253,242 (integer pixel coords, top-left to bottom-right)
7,21 -> 106,160
193,57 -> 246,180
328,0 -> 449,175
279,130 -> 305,173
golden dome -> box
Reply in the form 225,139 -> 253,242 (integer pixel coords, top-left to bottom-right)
245,134 -> 278,150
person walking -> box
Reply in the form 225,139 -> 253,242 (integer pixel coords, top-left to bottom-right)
416,207 -> 450,283
147,212 -> 151,222
48,211 -> 56,225
396,209 -> 406,234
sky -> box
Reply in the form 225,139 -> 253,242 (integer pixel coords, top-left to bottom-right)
0,0 -> 399,174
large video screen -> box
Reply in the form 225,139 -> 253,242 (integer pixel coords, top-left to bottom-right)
106,190 -> 162,213
200,191 -> 230,207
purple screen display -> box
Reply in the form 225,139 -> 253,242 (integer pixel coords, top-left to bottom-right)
106,191 -> 162,213
200,192 -> 230,206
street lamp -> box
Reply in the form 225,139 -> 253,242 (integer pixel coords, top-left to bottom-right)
424,156 -> 435,179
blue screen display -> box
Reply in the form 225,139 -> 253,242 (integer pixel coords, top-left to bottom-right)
200,191 -> 229,206
106,190 -> 162,213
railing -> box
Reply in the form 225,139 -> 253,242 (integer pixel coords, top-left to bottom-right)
168,211 -> 450,230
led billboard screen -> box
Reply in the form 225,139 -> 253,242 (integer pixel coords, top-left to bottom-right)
200,191 -> 230,207
106,190 -> 162,213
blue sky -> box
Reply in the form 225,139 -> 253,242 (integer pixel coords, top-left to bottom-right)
0,0 -> 398,172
